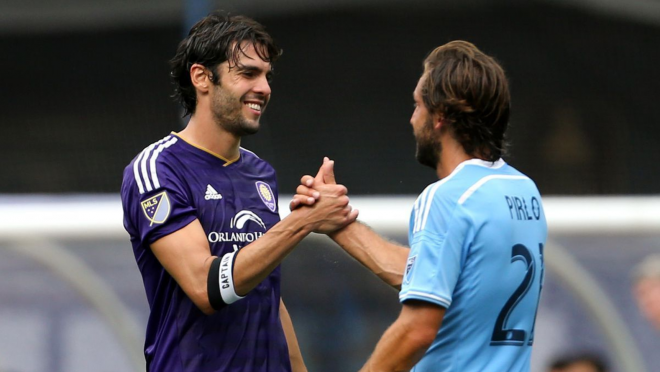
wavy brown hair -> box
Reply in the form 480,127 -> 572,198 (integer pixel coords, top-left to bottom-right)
421,41 -> 510,161
169,12 -> 282,116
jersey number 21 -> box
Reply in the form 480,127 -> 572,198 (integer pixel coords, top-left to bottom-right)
491,243 -> 544,346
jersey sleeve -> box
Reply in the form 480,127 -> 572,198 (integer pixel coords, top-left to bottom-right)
121,158 -> 197,246
400,192 -> 468,309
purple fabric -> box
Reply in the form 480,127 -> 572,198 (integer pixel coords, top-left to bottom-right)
121,134 -> 290,372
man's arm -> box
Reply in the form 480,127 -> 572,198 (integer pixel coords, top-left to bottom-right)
151,161 -> 357,314
359,300 -> 445,372
291,159 -> 408,288
329,223 -> 408,288
280,299 -> 308,372
150,219 -> 217,313
232,185 -> 354,296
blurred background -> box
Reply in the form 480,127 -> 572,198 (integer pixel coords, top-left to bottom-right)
1,0 -> 659,371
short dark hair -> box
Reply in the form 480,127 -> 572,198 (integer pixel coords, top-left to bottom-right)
169,12 -> 282,116
421,40 -> 510,161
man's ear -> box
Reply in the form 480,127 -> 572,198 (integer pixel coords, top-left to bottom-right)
190,63 -> 211,93
433,113 -> 444,131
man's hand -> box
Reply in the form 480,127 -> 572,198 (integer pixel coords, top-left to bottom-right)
289,157 -> 358,233
289,157 -> 342,210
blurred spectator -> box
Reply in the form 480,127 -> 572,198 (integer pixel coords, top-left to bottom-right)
632,253 -> 660,331
548,353 -> 608,372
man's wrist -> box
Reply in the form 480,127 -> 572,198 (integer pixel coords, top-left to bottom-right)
287,207 -> 318,235
328,219 -> 358,240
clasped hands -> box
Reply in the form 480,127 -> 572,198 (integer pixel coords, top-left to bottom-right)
289,157 -> 358,234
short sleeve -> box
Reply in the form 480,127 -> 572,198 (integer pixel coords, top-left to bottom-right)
122,160 -> 197,246
400,195 -> 467,308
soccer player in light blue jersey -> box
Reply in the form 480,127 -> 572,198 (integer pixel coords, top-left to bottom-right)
293,41 -> 548,372
121,12 -> 358,372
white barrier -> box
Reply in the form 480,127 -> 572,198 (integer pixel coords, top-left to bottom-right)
1,195 -> 659,372
2,195 -> 660,239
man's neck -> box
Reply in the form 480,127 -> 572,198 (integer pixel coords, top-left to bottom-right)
435,138 -> 471,179
178,112 -> 241,161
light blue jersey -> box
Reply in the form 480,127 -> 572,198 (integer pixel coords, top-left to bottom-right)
400,159 -> 547,372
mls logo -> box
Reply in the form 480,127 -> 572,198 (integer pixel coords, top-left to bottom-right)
404,255 -> 417,285
141,191 -> 171,226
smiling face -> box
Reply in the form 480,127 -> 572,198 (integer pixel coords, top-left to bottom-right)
209,42 -> 273,137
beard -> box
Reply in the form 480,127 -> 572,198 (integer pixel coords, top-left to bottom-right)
414,116 -> 441,170
211,88 -> 263,137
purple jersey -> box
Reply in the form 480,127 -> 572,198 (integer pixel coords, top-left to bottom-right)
121,133 -> 290,372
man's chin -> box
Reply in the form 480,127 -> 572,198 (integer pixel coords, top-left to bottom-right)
238,121 -> 260,136
415,147 -> 438,170
248,118 -> 262,131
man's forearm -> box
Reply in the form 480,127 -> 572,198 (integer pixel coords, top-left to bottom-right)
233,209 -> 314,295
360,301 -> 444,372
329,221 -> 408,288
359,316 -> 432,372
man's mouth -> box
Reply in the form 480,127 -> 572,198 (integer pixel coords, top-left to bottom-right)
245,102 -> 262,112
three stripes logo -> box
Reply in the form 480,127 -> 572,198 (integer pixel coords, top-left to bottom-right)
133,135 -> 178,195
205,185 -> 223,200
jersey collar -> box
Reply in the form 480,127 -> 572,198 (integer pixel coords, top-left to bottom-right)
171,132 -> 241,166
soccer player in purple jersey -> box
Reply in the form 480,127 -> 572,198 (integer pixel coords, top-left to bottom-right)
120,12 -> 358,372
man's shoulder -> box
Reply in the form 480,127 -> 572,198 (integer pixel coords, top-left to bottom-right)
122,134 -> 185,195
240,146 -> 267,163
239,147 -> 276,174
447,159 -> 542,208
125,133 -> 180,167
418,160 -> 525,206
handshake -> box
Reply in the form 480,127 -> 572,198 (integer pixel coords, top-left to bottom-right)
287,157 -> 359,235
286,156 -> 407,290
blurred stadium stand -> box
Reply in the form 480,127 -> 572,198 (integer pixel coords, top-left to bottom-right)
1,0 -> 659,194
1,1 -> 659,372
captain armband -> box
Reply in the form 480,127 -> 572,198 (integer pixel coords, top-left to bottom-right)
207,251 -> 245,310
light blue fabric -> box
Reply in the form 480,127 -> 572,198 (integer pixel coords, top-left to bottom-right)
401,159 -> 548,372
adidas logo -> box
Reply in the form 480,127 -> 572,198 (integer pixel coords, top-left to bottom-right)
205,185 -> 223,200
